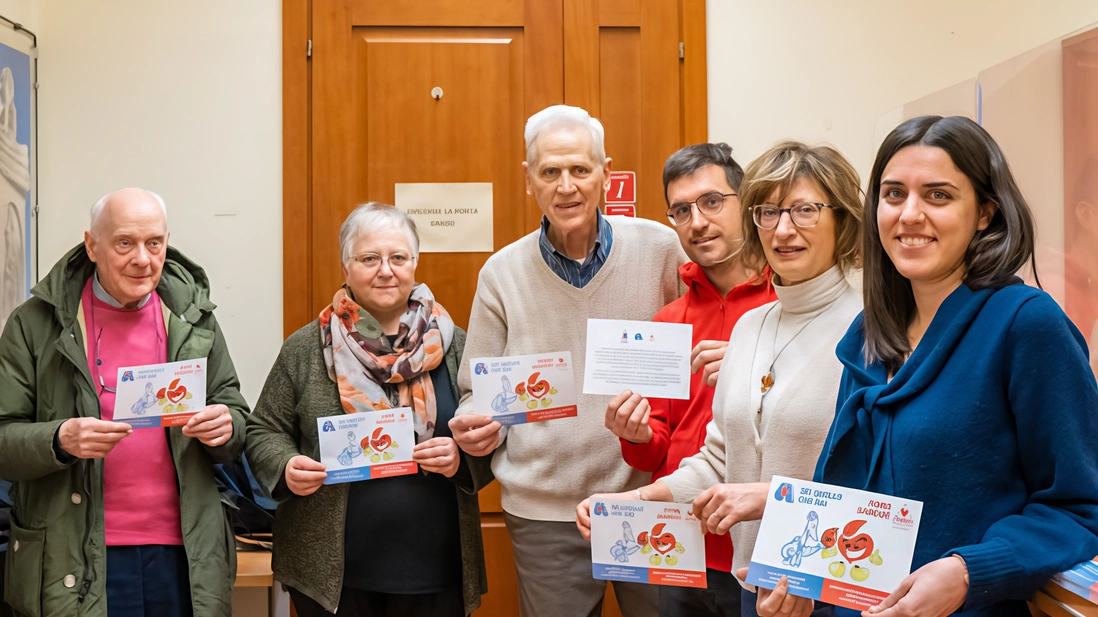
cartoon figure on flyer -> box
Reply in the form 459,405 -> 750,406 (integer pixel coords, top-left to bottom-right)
360,426 -> 399,463
130,382 -> 158,416
780,511 -> 824,568
513,372 -> 559,411
491,375 -> 518,413
636,523 -> 686,567
820,520 -> 883,582
337,431 -> 363,466
610,521 -> 642,563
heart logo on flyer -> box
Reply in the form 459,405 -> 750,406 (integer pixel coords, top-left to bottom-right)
900,508 -> 909,517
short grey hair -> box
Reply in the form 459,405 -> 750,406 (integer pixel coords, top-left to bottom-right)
524,104 -> 606,167
339,202 -> 421,266
89,189 -> 167,237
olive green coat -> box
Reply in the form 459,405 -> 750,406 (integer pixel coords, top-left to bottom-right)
0,244 -> 250,617
245,320 -> 492,615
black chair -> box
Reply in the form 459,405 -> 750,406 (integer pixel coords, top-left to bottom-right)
214,455 -> 276,550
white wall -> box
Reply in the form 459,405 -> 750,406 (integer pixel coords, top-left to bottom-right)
0,0 -> 37,33
34,2 -> 282,405
707,1 -> 1098,179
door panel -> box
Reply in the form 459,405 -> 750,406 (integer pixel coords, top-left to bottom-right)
356,0 -> 525,27
599,28 -> 642,188
353,27 -> 526,329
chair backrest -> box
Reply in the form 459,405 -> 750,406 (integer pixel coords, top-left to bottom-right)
214,454 -> 275,538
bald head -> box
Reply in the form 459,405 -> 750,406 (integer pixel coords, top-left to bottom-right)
90,188 -> 167,239
84,188 -> 170,309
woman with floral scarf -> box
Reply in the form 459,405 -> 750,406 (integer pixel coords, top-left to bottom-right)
246,203 -> 491,617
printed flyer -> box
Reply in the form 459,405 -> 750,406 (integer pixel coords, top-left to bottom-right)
469,352 -> 578,425
590,498 -> 707,588
1052,559 -> 1098,603
317,408 -> 418,484
113,358 -> 207,428
747,476 -> 923,611
583,319 -> 692,400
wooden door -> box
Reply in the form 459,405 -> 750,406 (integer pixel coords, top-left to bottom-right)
283,1 -> 706,615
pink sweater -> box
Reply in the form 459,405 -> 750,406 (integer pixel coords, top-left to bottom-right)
81,280 -> 184,546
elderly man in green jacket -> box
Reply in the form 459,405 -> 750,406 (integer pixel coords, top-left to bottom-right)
0,188 -> 249,617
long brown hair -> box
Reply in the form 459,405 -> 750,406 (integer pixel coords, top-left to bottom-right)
862,116 -> 1038,373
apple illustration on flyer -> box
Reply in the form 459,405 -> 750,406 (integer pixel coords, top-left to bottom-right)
746,476 -> 923,611
316,408 -> 418,484
113,358 -> 207,428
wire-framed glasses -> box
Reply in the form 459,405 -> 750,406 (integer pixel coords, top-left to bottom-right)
665,192 -> 736,227
751,202 -> 835,229
350,252 -> 416,272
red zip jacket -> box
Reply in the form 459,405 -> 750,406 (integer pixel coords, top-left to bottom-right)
621,261 -> 776,571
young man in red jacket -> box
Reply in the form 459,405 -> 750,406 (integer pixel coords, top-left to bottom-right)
604,143 -> 776,617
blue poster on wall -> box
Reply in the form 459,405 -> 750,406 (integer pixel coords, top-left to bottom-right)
0,40 -> 29,333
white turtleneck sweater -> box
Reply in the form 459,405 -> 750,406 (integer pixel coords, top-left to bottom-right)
659,265 -> 863,579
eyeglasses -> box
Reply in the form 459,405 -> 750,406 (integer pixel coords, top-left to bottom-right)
93,328 -> 117,394
87,295 -> 166,396
751,202 -> 835,230
665,192 -> 736,227
350,252 -> 416,271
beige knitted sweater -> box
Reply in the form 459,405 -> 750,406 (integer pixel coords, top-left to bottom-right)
456,216 -> 687,521
660,265 -> 863,579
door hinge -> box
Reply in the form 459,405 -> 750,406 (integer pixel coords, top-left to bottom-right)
679,42 -> 684,59
307,39 -> 312,58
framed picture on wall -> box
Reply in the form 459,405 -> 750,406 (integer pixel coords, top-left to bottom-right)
0,20 -> 33,334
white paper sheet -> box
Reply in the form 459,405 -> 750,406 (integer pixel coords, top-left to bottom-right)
582,319 -> 692,400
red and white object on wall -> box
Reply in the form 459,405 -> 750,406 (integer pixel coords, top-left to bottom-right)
605,171 -> 636,217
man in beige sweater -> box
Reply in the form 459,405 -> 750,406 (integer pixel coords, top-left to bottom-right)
450,105 -> 686,617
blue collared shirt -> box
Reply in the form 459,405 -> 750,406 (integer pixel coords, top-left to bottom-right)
537,210 -> 614,288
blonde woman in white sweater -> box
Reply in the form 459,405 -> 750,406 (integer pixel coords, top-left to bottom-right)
577,141 -> 864,617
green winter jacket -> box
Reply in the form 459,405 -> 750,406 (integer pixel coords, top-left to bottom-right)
245,320 -> 492,615
0,244 -> 250,617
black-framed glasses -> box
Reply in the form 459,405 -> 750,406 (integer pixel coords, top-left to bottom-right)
665,192 -> 736,227
93,328 -> 117,394
88,298 -> 165,396
751,202 -> 835,230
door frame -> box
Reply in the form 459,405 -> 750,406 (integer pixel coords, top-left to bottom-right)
282,0 -> 707,335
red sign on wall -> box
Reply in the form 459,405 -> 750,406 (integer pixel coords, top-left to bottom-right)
605,204 -> 636,217
606,172 -> 636,203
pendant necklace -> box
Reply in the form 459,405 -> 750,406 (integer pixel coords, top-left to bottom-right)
753,303 -> 824,414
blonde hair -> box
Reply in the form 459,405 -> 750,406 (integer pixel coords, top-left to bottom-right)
738,141 -> 864,275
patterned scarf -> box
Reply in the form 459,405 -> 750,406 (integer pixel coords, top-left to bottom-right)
320,283 -> 454,442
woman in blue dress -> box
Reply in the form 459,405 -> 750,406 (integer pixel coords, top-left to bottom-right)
758,115 -> 1098,617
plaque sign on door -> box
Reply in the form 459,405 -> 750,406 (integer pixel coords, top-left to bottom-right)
394,182 -> 494,252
